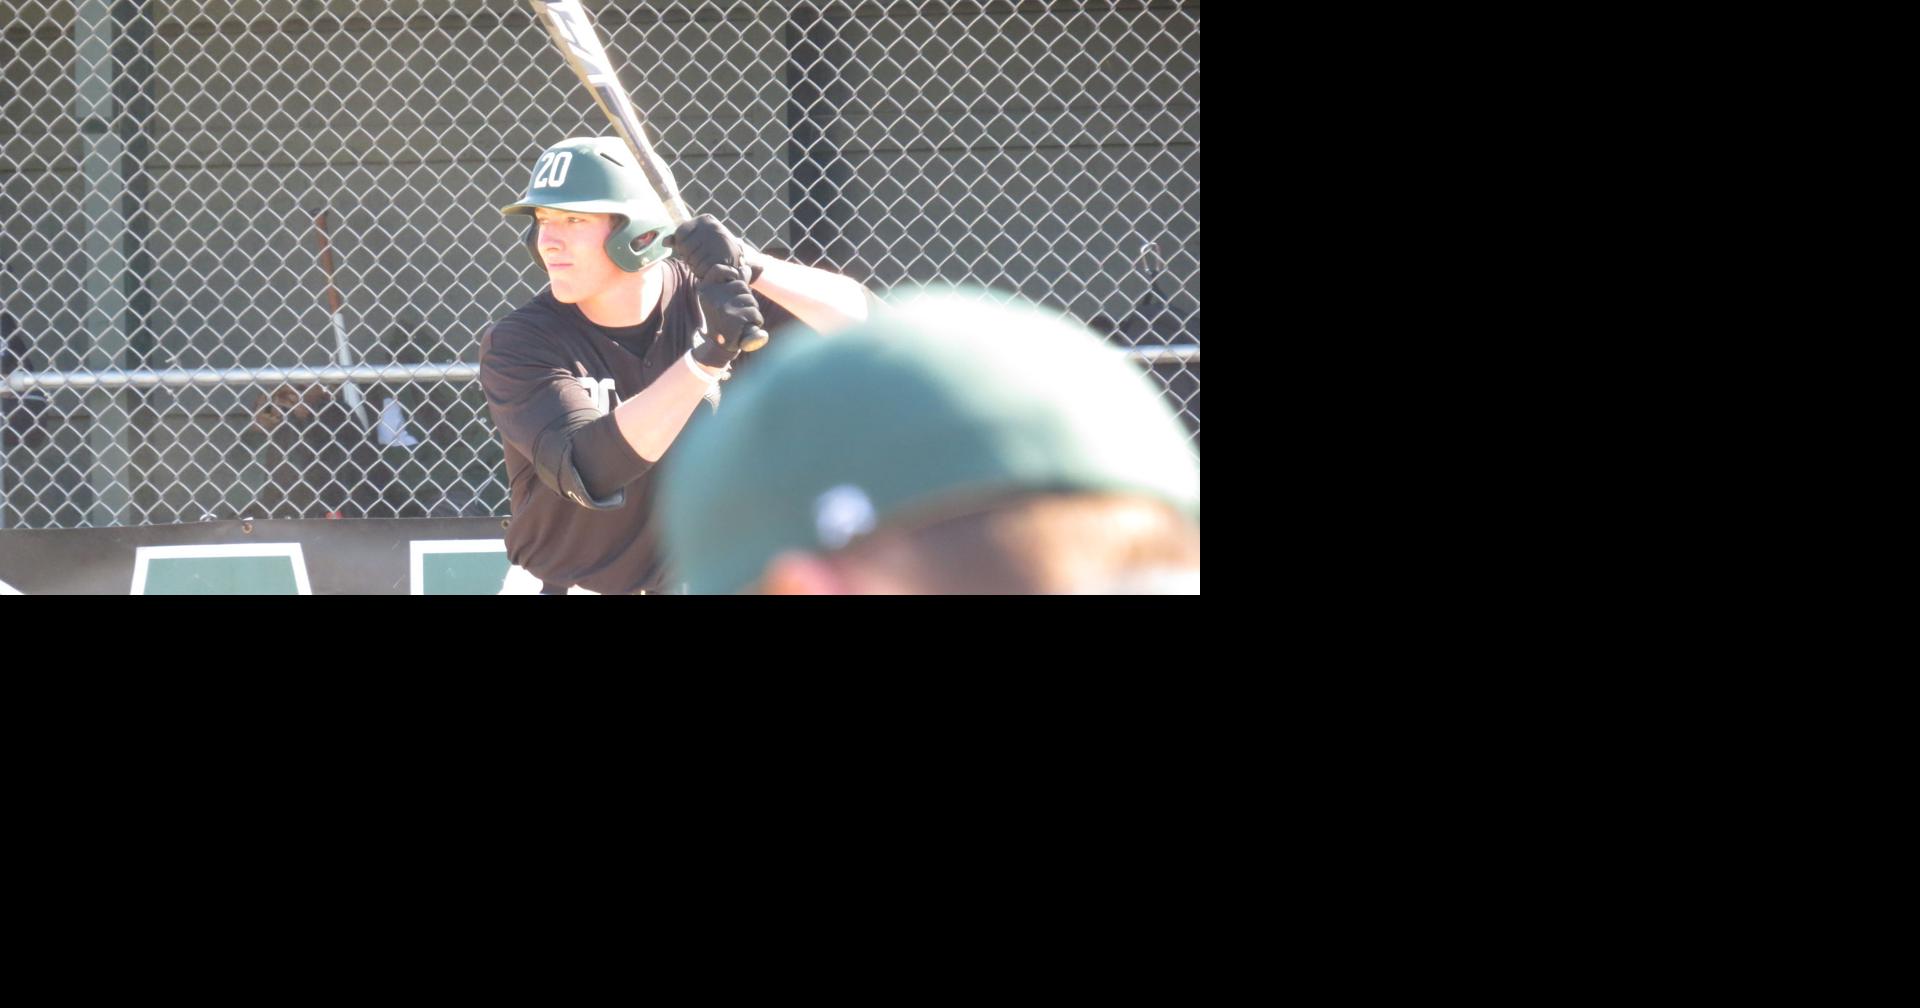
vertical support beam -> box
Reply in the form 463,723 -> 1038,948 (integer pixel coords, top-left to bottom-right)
115,1 -> 157,360
74,0 -> 133,525
783,2 -> 858,270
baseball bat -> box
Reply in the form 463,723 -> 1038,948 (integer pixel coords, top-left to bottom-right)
312,208 -> 373,430
525,0 -> 770,352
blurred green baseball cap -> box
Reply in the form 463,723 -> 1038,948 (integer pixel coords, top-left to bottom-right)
659,287 -> 1200,594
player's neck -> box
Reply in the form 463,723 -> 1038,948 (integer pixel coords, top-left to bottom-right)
573,263 -> 662,328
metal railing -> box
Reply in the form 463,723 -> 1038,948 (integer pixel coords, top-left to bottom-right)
1,346 -> 1192,395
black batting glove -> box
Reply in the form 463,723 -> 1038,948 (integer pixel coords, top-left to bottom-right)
666,214 -> 762,284
690,263 -> 764,368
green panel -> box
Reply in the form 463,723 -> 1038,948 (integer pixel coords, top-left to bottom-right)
422,550 -> 508,595
143,555 -> 300,594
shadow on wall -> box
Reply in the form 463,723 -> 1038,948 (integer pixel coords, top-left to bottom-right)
3,312 -> 52,454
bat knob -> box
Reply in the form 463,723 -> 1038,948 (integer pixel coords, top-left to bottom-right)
739,326 -> 770,353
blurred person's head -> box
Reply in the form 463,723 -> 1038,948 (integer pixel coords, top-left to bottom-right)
659,288 -> 1199,594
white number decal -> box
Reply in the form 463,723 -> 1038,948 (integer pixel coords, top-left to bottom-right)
578,376 -> 617,416
532,151 -> 573,188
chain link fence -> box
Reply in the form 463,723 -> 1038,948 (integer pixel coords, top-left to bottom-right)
2,0 -> 1199,530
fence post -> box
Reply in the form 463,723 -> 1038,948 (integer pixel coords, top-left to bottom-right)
74,0 -> 134,525
784,2 -> 859,270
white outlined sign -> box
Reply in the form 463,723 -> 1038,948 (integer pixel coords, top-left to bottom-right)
410,539 -> 509,595
0,517 -> 514,594
131,543 -> 312,595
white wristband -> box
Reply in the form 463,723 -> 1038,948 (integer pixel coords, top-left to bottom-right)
682,350 -> 726,385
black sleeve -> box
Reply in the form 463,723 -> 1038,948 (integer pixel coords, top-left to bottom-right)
479,321 -> 652,509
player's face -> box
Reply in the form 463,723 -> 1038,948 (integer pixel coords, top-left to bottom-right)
533,208 -> 621,304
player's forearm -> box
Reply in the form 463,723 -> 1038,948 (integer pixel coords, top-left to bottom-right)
611,354 -> 729,462
749,257 -> 871,334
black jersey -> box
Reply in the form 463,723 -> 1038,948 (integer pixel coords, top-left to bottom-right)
479,259 -> 800,594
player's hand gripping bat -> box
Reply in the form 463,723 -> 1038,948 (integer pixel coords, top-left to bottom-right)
526,0 -> 770,352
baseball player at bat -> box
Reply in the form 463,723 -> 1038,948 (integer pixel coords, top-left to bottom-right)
480,136 -> 871,595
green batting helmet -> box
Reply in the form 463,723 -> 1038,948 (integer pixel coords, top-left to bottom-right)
500,136 -> 673,272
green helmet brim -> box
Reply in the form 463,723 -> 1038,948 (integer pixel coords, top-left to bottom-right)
500,198 -> 639,218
